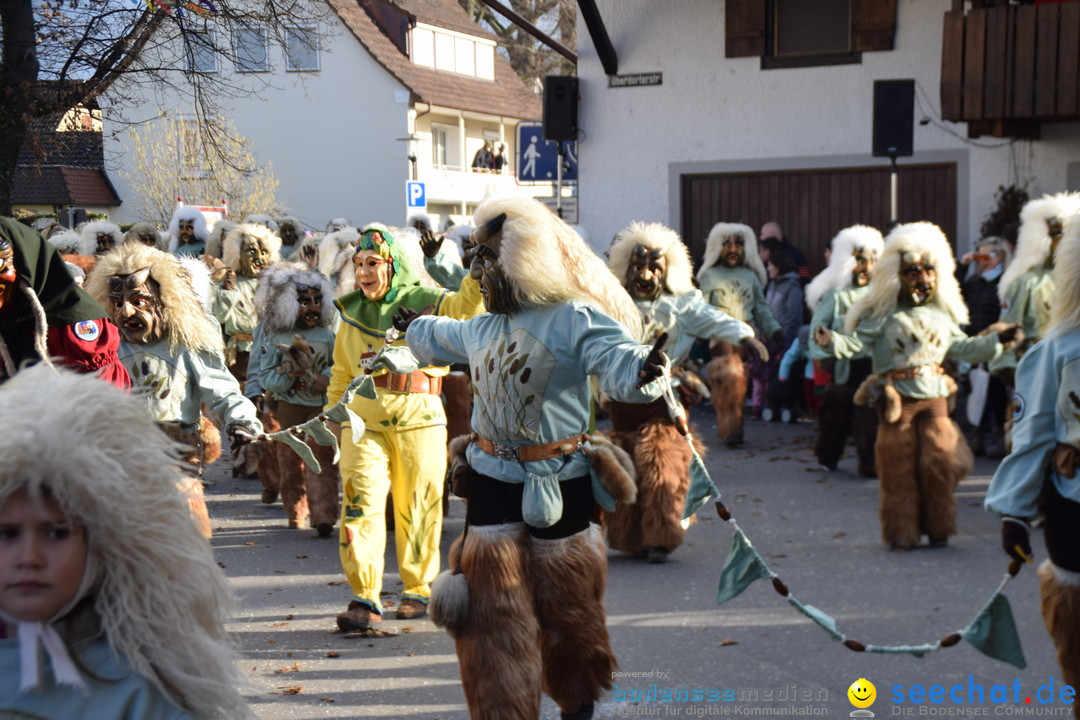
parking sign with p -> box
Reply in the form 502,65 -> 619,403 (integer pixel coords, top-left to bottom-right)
406,181 -> 426,209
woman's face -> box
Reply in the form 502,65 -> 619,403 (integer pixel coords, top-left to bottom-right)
767,260 -> 779,279
353,250 -> 392,300
0,489 -> 87,624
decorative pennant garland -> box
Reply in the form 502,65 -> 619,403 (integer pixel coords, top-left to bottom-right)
713,501 -> 1028,669
141,0 -> 219,16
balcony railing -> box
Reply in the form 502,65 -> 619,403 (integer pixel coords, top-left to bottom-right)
941,0 -> 1080,138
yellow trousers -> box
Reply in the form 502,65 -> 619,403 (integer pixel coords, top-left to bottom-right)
338,425 -> 446,612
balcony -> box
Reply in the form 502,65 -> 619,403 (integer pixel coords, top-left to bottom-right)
941,0 -> 1080,139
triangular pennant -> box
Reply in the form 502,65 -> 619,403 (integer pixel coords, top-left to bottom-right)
683,450 -> 720,519
270,430 -> 321,473
961,592 -> 1027,669
787,597 -> 843,641
716,528 -> 772,604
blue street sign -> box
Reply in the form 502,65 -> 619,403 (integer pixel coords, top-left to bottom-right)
406,181 -> 426,208
516,124 -> 577,182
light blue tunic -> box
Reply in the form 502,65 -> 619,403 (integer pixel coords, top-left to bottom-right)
634,290 -> 753,364
423,252 -> 468,291
986,331 -> 1080,519
808,286 -> 870,385
250,325 -> 335,407
407,301 -> 663,483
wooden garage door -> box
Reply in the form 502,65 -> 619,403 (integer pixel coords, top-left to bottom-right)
680,163 -> 958,276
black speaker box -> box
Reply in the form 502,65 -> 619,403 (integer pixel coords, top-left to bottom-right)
543,76 -> 578,142
872,79 -> 915,157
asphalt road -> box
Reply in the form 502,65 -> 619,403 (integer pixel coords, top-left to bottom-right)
206,406 -> 1066,719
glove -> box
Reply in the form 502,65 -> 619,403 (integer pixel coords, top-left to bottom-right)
813,326 -> 832,348
997,323 -> 1024,346
419,230 -> 444,259
299,243 -> 319,269
637,332 -> 669,388
1001,516 -> 1033,564
227,425 -> 254,459
391,304 -> 434,333
740,336 -> 769,363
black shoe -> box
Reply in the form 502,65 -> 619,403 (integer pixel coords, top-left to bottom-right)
316,521 -> 334,538
562,701 -> 594,720
724,434 -> 743,447
647,547 -> 669,564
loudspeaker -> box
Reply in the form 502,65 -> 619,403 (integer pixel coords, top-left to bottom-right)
543,76 -> 578,142
872,79 -> 914,157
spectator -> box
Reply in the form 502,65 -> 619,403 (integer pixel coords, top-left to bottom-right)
760,221 -> 811,283
766,250 -> 803,351
491,143 -> 506,173
471,140 -> 493,172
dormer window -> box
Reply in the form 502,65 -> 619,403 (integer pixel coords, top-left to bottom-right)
410,22 -> 495,81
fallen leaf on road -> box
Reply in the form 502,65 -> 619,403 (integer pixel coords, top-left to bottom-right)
274,663 -> 301,674
833,531 -> 846,538
327,581 -> 346,586
719,639 -> 739,647
326,651 -> 341,658
285,614 -> 294,621
273,686 -> 302,695
295,555 -> 308,559
320,698 -> 335,703
244,542 -> 256,546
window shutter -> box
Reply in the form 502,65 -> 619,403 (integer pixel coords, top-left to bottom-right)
852,0 -> 897,52
726,0 -> 765,58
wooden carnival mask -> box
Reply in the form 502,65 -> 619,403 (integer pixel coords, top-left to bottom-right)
177,219 -> 197,245
238,235 -> 272,278
106,267 -> 163,344
295,284 -> 323,329
852,248 -> 876,288
899,251 -> 936,307
722,233 -> 746,268
625,245 -> 667,301
468,213 -> 520,315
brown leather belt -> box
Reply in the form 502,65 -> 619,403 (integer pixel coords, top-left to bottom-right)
888,364 -> 944,381
475,434 -> 587,462
231,333 -> 254,342
373,370 -> 443,395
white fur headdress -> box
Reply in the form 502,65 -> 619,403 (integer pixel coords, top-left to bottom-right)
607,221 -> 695,296
242,214 -> 279,233
445,224 -> 474,260
47,229 -> 82,255
167,207 -> 208,253
273,215 -> 303,242
222,223 -> 281,272
1048,211 -> 1080,336
85,244 -> 223,355
999,192 -> 1080,300
317,226 -> 360,295
804,225 -> 884,312
844,222 -> 966,331
0,365 -> 254,719
255,262 -> 334,335
78,220 -> 122,256
326,217 -> 352,233
698,222 -> 767,286
123,222 -> 167,251
473,195 -> 642,336
204,220 -> 235,259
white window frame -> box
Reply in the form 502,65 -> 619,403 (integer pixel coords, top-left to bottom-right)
186,28 -> 218,74
432,124 -> 453,168
285,25 -> 320,72
235,25 -> 269,73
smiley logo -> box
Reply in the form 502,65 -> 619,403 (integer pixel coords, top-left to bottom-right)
848,678 -> 876,709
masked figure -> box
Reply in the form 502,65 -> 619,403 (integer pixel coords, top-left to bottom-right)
987,213 -> 1080,703
78,220 -> 123,257
0,218 -> 129,388
85,243 -> 262,535
273,216 -> 304,258
991,192 -> 1080,384
604,222 -> 763,563
167,207 -> 209,257
213,223 -> 281,380
123,222 -> 167,251
318,226 -> 362,296
830,223 -> 1020,550
326,222 -> 484,632
806,225 -> 885,476
249,262 -> 338,535
405,197 -> 669,720
697,222 -> 783,446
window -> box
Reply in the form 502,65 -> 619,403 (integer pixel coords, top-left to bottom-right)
773,0 -> 850,57
409,23 -> 496,80
285,26 -> 319,71
432,125 -> 449,167
177,117 -> 210,179
186,29 -> 217,74
235,26 -> 268,72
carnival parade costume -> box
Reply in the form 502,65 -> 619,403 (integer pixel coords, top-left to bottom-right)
806,225 -> 884,476
168,206 -> 208,257
697,222 -> 782,446
833,223 -> 1016,550
250,262 -> 338,534
406,197 -> 666,720
604,221 -> 757,562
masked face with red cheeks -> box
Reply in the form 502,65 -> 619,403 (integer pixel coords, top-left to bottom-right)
106,267 -> 164,344
353,250 -> 392,301
295,285 -> 323,329
0,239 -> 15,312
899,252 -> 937,307
0,488 -> 87,627
722,234 -> 746,268
625,245 -> 667,301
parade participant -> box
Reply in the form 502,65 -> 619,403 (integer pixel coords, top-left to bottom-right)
78,220 -> 122,256
834,222 -> 1020,550
992,192 -> 1080,383
697,222 -> 783,446
123,221 -> 167,250
273,216 -> 304,258
986,213 -> 1080,702
327,222 -> 484,631
212,223 -> 281,381
204,220 -> 235,260
85,243 -> 262,534
404,197 -> 668,720
326,217 -> 352,233
168,207 -> 208,257
807,225 -> 884,476
0,218 -> 128,388
0,365 -> 255,720
46,229 -> 94,277
318,226 -> 361,295
250,262 -> 338,535
604,221 -> 764,562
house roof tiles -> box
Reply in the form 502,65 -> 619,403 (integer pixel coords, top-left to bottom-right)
329,0 -> 541,120
12,166 -> 121,207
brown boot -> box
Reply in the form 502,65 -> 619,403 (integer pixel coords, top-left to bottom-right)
395,598 -> 429,620
336,602 -> 382,632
